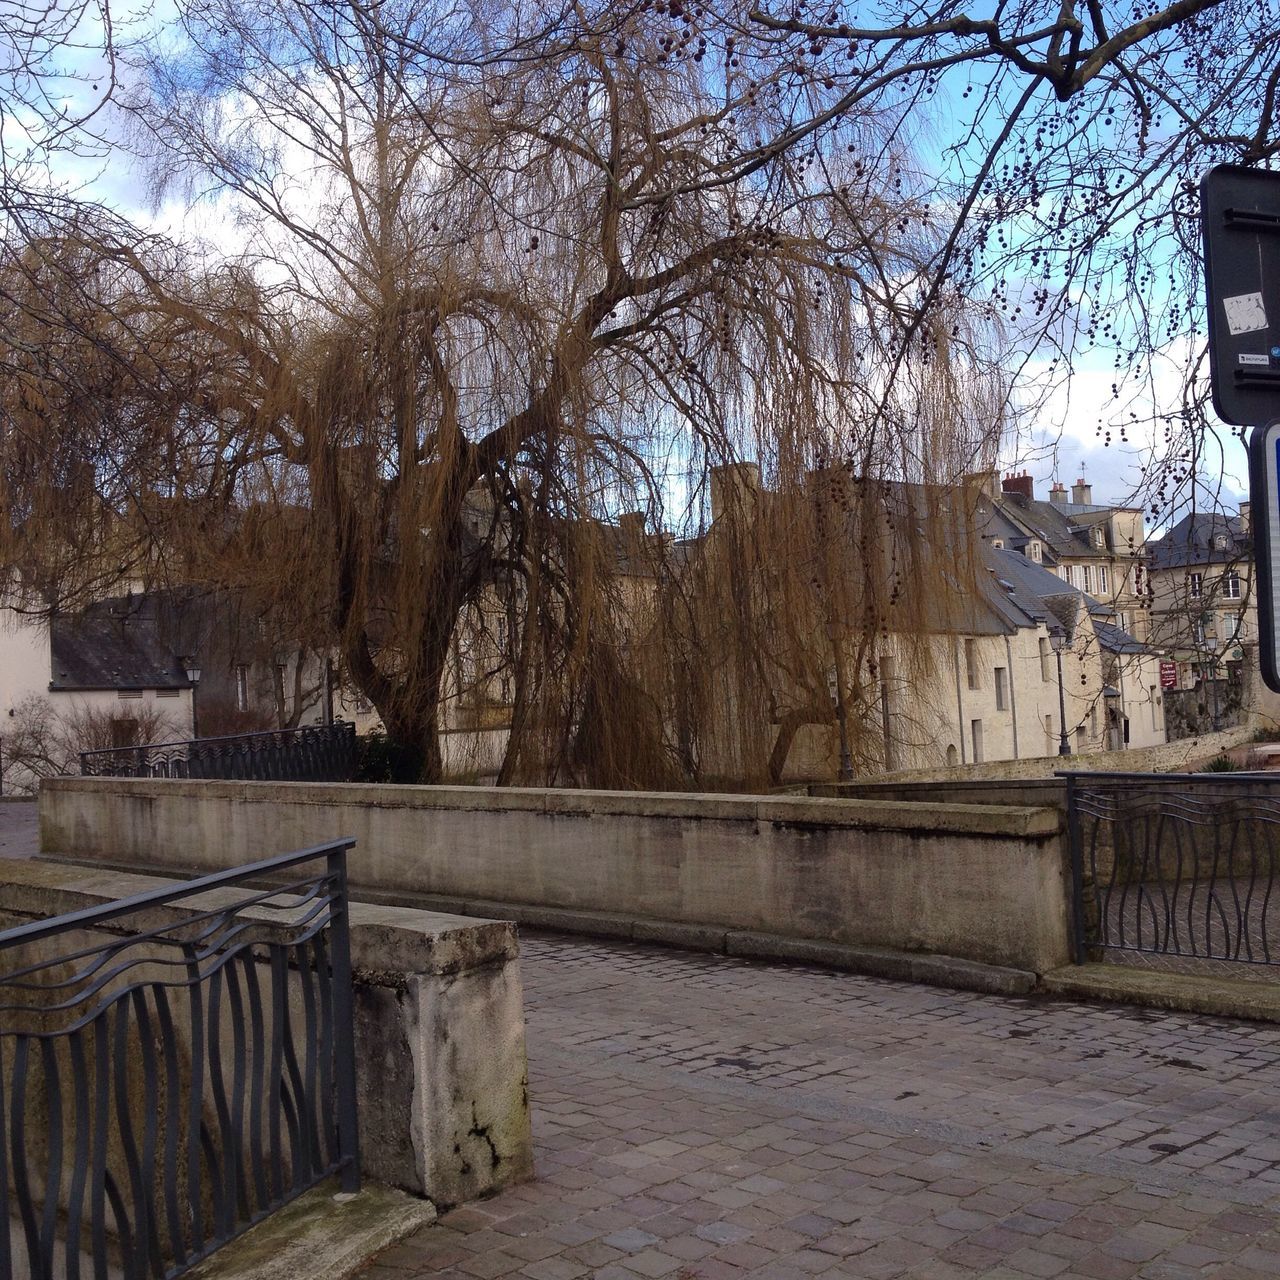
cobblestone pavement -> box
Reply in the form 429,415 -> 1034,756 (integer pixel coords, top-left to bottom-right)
362,932 -> 1280,1279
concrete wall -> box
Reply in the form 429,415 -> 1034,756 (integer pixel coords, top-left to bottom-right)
39,778 -> 1069,974
0,859 -> 533,1211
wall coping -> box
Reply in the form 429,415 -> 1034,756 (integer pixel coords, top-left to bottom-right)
0,858 -> 518,978
41,777 -> 1061,839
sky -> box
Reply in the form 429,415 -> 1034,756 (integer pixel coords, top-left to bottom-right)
1007,345 -> 1250,515
21,1 -> 1253,523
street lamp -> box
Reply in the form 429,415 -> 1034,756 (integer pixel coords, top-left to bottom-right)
1049,627 -> 1071,757
183,656 -> 202,740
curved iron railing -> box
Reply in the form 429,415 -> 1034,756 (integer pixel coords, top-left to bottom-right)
0,840 -> 360,1279
1065,771 -> 1280,966
79,721 -> 358,782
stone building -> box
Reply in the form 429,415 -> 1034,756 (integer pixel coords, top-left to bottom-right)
977,471 -> 1150,640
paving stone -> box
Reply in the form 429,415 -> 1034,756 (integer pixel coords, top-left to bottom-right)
361,932 -> 1280,1280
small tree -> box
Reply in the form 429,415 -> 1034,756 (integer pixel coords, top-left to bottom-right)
0,695 -> 183,794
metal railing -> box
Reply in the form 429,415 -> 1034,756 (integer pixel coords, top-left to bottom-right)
0,840 -> 360,1279
1066,771 -> 1280,967
80,721 -> 358,782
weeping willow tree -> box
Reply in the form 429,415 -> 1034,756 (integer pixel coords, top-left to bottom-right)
0,0 -> 1008,786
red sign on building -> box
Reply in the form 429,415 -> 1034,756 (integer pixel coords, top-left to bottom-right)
1159,660 -> 1178,689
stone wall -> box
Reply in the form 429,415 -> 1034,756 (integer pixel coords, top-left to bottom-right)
1162,680 -> 1246,741
40,778 -> 1069,974
850,723 -> 1256,786
0,859 -> 533,1210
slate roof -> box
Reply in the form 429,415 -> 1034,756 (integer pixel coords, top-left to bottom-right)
1147,512 -> 1249,571
980,493 -> 1117,561
984,545 -> 1107,617
1093,620 -> 1148,655
984,547 -> 1149,654
49,596 -> 191,691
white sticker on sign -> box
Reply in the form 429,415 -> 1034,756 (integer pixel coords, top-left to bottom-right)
1240,352 -> 1271,365
1224,291 -> 1269,335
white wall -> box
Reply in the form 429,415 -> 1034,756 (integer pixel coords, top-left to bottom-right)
0,609 -> 51,713
1,607 -> 194,794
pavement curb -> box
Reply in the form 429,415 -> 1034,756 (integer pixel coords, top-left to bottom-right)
187,1181 -> 435,1280
353,885 -> 1039,996
1042,963 -> 1280,1023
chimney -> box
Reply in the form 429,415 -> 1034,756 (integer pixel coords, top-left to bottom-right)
1001,471 -> 1034,501
710,463 -> 761,522
1240,500 -> 1251,533
1049,482 -> 1068,506
618,511 -> 646,552
1071,477 -> 1092,505
964,469 -> 1000,499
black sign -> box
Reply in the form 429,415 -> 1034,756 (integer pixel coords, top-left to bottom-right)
1201,164 -> 1280,427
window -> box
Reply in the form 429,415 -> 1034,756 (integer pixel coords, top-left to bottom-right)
1097,565 -> 1109,593
1080,565 -> 1092,594
1115,611 -> 1128,631
1039,637 -> 1052,682
1060,566 -> 1070,581
991,538 -> 1004,549
1222,572 -> 1241,599
971,718 -> 984,763
1189,572 -> 1203,598
1224,613 -> 1243,642
994,666 -> 1008,711
1091,526 -> 1105,549
1213,533 -> 1228,550
946,744 -> 958,767
1192,616 -> 1206,645
964,638 -> 979,690
235,664 -> 249,712
1026,540 -> 1042,562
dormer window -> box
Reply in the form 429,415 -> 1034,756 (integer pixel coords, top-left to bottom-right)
1213,534 -> 1228,551
1026,540 -> 1042,563
991,538 -> 1004,549
1091,527 -> 1105,549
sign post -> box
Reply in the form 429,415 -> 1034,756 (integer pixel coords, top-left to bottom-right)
1248,423 -> 1280,692
1201,165 -> 1280,692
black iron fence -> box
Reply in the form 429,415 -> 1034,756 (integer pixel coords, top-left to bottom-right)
1066,771 -> 1280,967
0,840 -> 360,1279
80,721 -> 358,783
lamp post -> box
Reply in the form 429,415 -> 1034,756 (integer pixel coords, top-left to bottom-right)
1209,652 -> 1223,731
183,656 -> 202,740
1049,627 -> 1071,757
